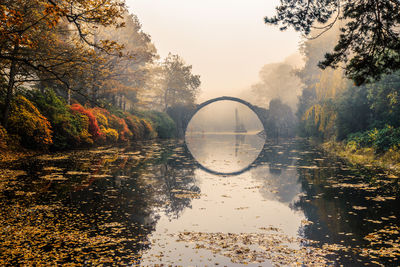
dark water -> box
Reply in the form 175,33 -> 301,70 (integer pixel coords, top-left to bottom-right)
0,135 -> 399,266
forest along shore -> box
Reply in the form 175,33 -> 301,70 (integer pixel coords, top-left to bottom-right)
0,3 -> 201,158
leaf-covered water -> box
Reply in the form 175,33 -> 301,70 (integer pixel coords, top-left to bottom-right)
1,135 -> 399,266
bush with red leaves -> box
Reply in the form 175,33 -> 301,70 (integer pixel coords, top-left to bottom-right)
70,104 -> 102,140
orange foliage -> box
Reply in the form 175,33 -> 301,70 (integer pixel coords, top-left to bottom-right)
91,108 -> 132,142
70,104 -> 102,140
109,115 -> 132,142
123,114 -> 142,140
91,107 -> 109,127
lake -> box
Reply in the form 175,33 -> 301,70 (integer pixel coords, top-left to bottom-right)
0,134 -> 399,266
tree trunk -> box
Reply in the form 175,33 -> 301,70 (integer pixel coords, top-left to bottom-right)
39,80 -> 46,93
2,44 -> 19,127
112,94 -> 116,106
164,88 -> 169,111
67,88 -> 71,105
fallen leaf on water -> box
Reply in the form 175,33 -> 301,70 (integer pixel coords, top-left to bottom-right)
352,206 -> 368,210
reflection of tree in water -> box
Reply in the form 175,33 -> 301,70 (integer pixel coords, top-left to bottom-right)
0,141 -> 199,265
292,141 -> 400,266
250,139 -> 302,204
157,162 -> 199,219
249,139 -> 400,265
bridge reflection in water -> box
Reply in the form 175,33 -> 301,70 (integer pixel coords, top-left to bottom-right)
185,133 -> 266,176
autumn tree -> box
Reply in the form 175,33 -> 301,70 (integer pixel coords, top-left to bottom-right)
295,25 -> 349,138
160,53 -> 201,111
136,63 -> 165,110
266,0 -> 400,85
0,0 -> 126,126
86,12 -> 158,110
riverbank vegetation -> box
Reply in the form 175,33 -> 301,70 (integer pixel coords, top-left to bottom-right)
295,27 -> 400,172
0,88 -> 172,151
322,141 -> 400,176
0,0 -> 201,154
266,4 -> 400,172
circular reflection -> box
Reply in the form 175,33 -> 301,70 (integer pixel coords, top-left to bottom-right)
185,101 -> 265,175
185,133 -> 265,175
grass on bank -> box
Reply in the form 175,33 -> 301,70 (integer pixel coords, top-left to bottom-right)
322,141 -> 400,177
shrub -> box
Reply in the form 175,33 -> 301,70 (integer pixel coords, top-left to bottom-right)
104,113 -> 129,142
147,111 -> 176,139
346,125 -> 400,153
141,119 -> 156,139
130,109 -> 175,139
90,107 -> 111,144
372,126 -> 400,153
346,131 -> 373,148
91,107 -> 132,143
123,114 -> 144,140
72,113 -> 94,146
100,126 -> 119,143
8,95 -> 53,149
70,104 -> 102,141
27,89 -> 91,150
91,107 -> 109,128
114,117 -> 132,142
345,140 -> 358,152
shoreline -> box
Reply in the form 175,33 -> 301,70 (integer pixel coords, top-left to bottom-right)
321,140 -> 400,177
0,149 -> 39,164
0,138 -> 179,164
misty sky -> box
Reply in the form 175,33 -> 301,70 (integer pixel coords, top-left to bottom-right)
126,0 -> 301,102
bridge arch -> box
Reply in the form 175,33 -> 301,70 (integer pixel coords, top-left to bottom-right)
184,96 -> 267,135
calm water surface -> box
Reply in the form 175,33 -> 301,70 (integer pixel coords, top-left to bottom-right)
1,134 -> 399,266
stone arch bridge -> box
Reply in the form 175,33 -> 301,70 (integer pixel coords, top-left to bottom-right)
183,96 -> 268,135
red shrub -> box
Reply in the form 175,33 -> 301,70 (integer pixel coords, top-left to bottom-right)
70,104 -> 102,140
